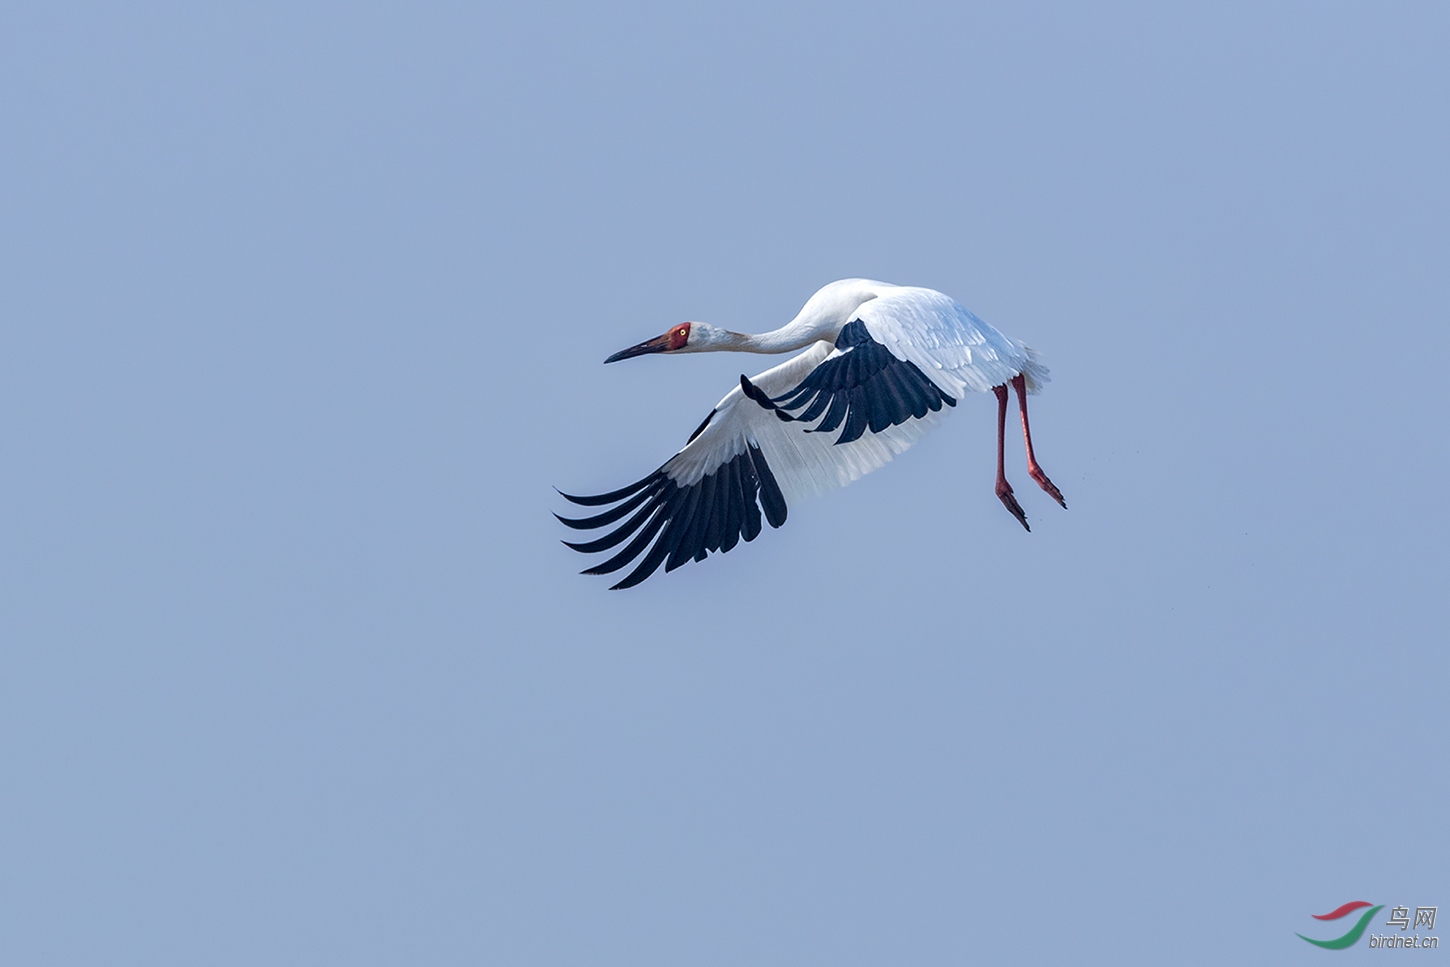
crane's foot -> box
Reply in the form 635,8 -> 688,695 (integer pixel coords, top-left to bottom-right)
1029,465 -> 1067,509
996,480 -> 1030,532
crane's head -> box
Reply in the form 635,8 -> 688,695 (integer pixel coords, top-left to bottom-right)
605,321 -> 713,362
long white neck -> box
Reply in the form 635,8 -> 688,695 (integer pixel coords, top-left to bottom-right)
706,321 -> 829,355
693,280 -> 883,355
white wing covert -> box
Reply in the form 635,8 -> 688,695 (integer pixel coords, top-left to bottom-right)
857,287 -> 1050,397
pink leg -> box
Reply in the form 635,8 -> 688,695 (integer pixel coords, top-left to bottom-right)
1011,375 -> 1066,509
994,384 -> 1029,531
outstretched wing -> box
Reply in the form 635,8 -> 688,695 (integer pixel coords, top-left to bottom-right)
557,341 -> 944,589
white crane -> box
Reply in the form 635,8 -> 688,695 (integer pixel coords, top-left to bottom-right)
557,279 -> 1066,589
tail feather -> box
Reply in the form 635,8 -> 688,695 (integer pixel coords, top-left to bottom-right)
1017,343 -> 1050,395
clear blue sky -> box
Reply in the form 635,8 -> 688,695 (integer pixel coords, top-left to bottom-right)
1,3 -> 1445,963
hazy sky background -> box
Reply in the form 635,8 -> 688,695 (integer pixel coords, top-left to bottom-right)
2,2 -> 1446,964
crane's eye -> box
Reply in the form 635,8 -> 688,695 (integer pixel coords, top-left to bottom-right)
678,328 -> 687,337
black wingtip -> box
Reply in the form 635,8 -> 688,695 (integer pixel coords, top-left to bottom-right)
554,473 -> 660,507
742,374 -> 795,420
561,441 -> 792,589
740,375 -> 770,406
554,486 -> 595,506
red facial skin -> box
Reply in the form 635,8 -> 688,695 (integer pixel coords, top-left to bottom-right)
604,321 -> 692,363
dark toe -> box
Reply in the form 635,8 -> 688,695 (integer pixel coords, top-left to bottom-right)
997,489 -> 1031,532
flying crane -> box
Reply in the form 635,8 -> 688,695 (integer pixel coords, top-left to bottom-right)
557,279 -> 1066,588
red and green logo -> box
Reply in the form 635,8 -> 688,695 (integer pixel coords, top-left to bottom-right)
1297,901 -> 1383,949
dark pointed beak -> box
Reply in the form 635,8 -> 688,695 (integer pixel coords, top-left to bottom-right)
605,332 -> 673,363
